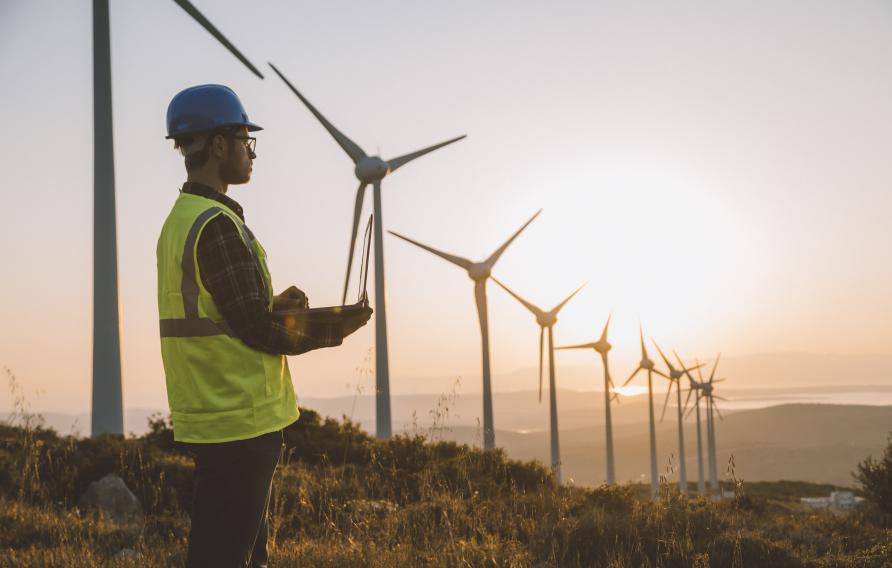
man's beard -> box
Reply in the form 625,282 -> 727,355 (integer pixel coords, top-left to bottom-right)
219,156 -> 250,185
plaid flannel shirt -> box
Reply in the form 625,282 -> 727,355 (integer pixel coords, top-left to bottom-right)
182,182 -> 342,355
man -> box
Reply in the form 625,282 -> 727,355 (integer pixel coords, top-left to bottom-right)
157,84 -> 372,567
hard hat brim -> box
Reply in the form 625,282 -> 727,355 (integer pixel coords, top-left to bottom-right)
165,121 -> 263,140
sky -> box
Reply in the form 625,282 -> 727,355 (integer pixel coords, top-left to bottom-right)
1,0 -> 891,416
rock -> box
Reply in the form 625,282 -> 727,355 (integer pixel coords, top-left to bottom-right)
78,474 -> 143,522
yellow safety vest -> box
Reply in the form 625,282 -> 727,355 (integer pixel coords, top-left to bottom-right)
156,192 -> 299,443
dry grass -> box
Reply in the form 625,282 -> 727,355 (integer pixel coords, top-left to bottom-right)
3,368 -> 892,567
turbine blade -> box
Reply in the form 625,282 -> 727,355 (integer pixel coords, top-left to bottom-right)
660,382 -> 673,423
342,182 -> 368,304
386,135 -> 466,173
552,282 -> 586,315
713,395 -> 728,401
673,350 -> 689,375
652,368 -> 671,379
268,62 -> 366,163
674,349 -> 704,378
683,386 -> 694,414
483,209 -> 542,269
651,340 -> 674,370
622,367 -> 642,387
639,322 -> 648,359
713,399 -> 724,421
388,231 -> 473,270
685,399 -> 698,420
173,0 -> 264,79
491,277 -> 545,319
538,327 -> 544,403
709,353 -> 722,384
712,378 -> 727,383
598,313 -> 612,344
474,279 -> 489,353
696,359 -> 705,382
554,342 -> 597,351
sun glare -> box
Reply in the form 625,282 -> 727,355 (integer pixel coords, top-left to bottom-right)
613,385 -> 648,397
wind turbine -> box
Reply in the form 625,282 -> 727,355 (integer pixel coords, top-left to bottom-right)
652,341 -> 702,495
621,324 -> 669,499
388,211 -> 541,450
90,0 -> 264,436
680,359 -> 707,496
493,278 -> 585,483
555,314 -> 619,484
699,354 -> 726,498
268,63 -> 465,440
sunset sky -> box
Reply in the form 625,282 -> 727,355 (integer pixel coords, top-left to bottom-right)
1,0 -> 890,416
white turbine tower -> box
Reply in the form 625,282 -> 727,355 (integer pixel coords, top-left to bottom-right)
268,64 -> 465,440
652,341 -> 702,495
493,278 -> 585,484
91,0 -> 264,436
388,210 -> 541,450
621,324 -> 669,499
555,315 -> 620,484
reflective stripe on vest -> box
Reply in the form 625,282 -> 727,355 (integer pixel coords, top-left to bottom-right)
159,318 -> 233,337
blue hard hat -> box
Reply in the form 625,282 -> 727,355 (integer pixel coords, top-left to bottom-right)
165,84 -> 262,139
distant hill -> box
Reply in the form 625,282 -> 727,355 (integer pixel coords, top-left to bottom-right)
422,403 -> 892,487
1,408 -> 161,439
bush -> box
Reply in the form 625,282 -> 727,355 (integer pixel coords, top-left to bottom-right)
854,434 -> 892,526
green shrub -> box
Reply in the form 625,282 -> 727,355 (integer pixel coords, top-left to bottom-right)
854,434 -> 892,526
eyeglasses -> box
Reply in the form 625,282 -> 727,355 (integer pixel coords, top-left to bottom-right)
230,135 -> 257,155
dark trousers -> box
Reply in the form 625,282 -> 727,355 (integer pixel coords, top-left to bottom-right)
180,430 -> 284,568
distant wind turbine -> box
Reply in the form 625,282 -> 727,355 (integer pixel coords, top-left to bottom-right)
493,278 -> 585,483
652,341 -> 703,495
388,210 -> 541,450
681,358 -> 708,496
700,354 -> 727,498
556,314 -> 620,484
268,63 -> 465,440
621,324 -> 669,499
90,0 -> 264,436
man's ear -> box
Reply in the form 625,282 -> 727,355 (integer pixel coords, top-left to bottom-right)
210,133 -> 227,159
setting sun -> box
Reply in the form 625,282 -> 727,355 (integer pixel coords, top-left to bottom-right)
613,385 -> 648,397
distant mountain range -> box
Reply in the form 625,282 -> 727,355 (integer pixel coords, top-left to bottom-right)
428,403 -> 892,488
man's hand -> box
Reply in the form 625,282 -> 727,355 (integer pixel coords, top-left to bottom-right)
339,306 -> 373,339
275,286 -> 309,310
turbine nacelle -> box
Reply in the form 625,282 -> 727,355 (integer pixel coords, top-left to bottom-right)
354,156 -> 391,182
538,314 -> 558,328
640,357 -> 655,370
670,369 -> 685,380
468,262 -> 492,282
594,339 -> 611,355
